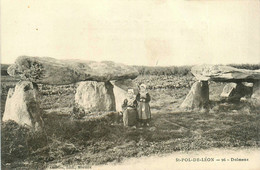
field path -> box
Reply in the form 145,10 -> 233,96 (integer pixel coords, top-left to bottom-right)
92,148 -> 260,170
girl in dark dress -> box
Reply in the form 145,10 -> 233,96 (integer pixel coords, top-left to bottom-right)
136,84 -> 151,127
122,89 -> 138,127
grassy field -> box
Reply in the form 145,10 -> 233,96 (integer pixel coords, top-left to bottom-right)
1,74 -> 260,169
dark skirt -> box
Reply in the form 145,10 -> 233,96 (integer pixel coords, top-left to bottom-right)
137,102 -> 151,120
123,108 -> 138,126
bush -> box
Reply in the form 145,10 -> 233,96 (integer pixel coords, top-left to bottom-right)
228,64 -> 260,70
1,64 -> 11,76
1,121 -> 30,163
133,65 -> 192,76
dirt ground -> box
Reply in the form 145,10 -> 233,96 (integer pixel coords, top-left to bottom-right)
1,75 -> 260,169
91,148 -> 260,170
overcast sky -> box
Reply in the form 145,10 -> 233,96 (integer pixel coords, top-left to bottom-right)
1,0 -> 260,66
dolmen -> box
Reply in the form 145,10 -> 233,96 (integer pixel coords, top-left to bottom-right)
3,56 -> 139,129
181,64 -> 260,110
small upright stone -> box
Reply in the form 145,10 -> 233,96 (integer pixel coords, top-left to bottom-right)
221,82 -> 253,101
221,83 -> 237,98
250,81 -> 260,108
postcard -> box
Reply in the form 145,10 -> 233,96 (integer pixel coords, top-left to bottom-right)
1,0 -> 259,169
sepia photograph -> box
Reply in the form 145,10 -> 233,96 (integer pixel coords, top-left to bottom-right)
1,0 -> 260,169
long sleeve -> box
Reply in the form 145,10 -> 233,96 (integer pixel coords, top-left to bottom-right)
136,93 -> 141,102
122,99 -> 128,110
133,100 -> 138,108
145,93 -> 151,103
137,92 -> 150,103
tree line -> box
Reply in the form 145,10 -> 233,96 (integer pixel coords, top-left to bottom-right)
133,63 -> 260,76
132,65 -> 192,76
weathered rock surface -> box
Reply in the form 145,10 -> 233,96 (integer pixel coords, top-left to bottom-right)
191,65 -> 260,82
220,83 -> 237,98
111,79 -> 138,111
7,56 -> 139,85
75,81 -> 116,112
112,85 -> 128,112
3,81 -> 43,129
250,81 -> 260,108
221,82 -> 253,101
242,82 -> 254,88
180,81 -> 209,110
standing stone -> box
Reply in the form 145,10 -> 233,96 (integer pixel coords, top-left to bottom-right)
221,82 -> 253,101
180,81 -> 209,110
221,83 -> 237,98
201,81 -> 209,103
3,81 -> 43,130
250,81 -> 260,108
75,81 -> 116,112
242,82 -> 254,97
112,84 -> 127,112
111,79 -> 138,112
252,81 -> 260,97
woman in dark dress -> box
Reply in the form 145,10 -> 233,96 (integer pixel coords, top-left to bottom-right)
122,89 -> 138,127
136,84 -> 151,127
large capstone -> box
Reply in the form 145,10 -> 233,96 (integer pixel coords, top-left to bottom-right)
75,81 -> 116,112
191,64 -> 260,82
111,79 -> 138,112
180,81 -> 209,110
3,81 -> 43,130
7,56 -> 139,85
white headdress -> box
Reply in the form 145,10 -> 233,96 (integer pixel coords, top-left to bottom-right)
128,89 -> 134,93
140,84 -> 146,89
